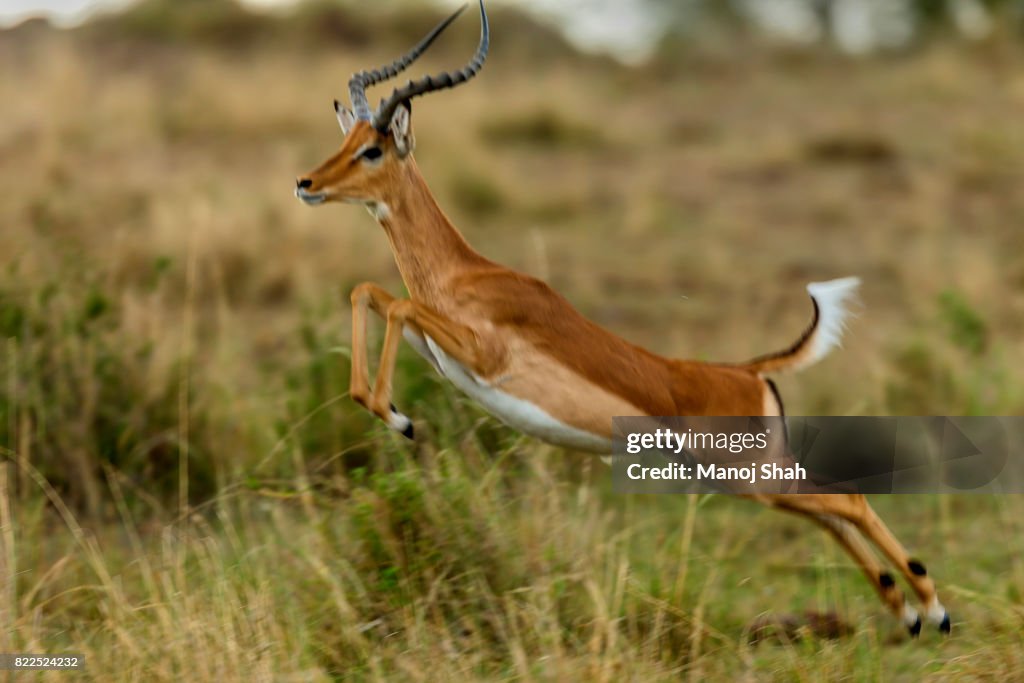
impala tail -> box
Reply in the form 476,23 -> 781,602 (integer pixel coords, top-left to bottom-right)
744,277 -> 861,374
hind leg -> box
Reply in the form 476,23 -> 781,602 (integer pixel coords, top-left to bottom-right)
782,494 -> 949,634
809,513 -> 922,634
854,503 -> 950,633
769,499 -> 923,635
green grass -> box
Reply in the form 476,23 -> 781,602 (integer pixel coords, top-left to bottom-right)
2,442 -> 1023,680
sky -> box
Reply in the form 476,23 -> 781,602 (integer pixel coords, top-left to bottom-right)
1,0 -> 133,27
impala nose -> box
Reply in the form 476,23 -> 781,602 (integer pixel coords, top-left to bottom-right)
296,178 -> 313,189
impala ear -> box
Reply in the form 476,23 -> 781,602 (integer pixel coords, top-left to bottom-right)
388,102 -> 414,157
334,100 -> 356,135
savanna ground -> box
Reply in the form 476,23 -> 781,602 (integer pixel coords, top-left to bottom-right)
1,1 -> 1023,680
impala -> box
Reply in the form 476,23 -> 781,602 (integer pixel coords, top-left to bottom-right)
294,1 -> 949,636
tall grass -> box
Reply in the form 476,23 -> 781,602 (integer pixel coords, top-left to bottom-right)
0,440 -> 698,680
3,438 -> 1023,680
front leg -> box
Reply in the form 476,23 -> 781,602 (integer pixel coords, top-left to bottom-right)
349,283 -> 419,437
368,298 -> 496,439
349,282 -> 396,410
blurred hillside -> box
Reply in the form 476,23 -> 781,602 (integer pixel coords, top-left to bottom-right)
1,0 -> 582,62
6,0 -> 1024,58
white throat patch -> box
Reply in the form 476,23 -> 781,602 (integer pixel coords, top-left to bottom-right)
366,201 -> 391,221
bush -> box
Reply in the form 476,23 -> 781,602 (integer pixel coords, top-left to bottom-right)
0,266 -> 215,521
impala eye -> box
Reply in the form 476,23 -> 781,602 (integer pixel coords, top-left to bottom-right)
361,146 -> 383,161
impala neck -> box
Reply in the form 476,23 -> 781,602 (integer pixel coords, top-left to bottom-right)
371,157 -> 488,304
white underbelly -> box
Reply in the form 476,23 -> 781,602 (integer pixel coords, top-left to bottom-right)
405,330 -> 611,453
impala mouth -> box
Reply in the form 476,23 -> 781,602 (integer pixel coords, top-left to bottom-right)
294,187 -> 328,205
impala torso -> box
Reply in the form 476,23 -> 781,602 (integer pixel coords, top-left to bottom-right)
366,161 -> 770,450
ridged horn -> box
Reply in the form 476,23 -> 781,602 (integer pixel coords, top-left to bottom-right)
347,4 -> 469,121
371,0 -> 489,132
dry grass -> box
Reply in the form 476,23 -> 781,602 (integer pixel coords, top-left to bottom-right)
1,3 -> 1023,680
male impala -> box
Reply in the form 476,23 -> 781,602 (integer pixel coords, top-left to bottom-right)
294,1 -> 949,636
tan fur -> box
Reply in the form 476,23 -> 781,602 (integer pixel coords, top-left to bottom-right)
296,112 -> 947,634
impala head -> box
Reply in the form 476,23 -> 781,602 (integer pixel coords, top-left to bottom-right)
295,0 -> 489,208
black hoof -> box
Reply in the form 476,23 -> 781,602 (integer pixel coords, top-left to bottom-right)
387,403 -> 414,440
939,613 -> 951,634
908,616 -> 922,638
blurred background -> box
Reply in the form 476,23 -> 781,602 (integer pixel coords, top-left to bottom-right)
1,1 -> 1022,680
6,0 -> 1024,59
